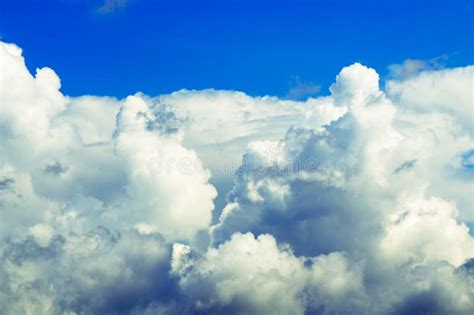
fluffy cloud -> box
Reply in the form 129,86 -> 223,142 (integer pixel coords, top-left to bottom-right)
212,63 -> 473,264
114,94 -> 217,241
172,232 -> 367,314
380,195 -> 474,267
386,66 -> 474,135
0,227 -> 180,314
0,41 -> 473,314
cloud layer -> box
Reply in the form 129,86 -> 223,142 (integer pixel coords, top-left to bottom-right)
0,41 -> 473,314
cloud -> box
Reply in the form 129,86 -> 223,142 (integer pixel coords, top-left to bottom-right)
0,227 -> 181,314
287,75 -> 321,100
386,65 -> 474,135
0,41 -> 473,314
212,63 -> 473,262
97,0 -> 129,14
113,95 -> 217,241
172,232 -> 367,314
387,57 -> 445,79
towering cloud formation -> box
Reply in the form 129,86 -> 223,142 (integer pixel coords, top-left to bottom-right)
0,41 -> 473,314
114,95 -> 217,241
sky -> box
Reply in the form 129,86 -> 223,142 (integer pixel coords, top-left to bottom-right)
1,1 -> 474,314
0,0 -> 473,98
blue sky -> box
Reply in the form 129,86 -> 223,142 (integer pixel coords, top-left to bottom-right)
1,2 -> 474,313
0,0 -> 472,98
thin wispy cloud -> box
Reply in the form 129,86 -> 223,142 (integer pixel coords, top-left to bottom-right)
287,75 -> 321,100
97,0 -> 129,14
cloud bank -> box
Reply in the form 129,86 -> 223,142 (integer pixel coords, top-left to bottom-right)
0,41 -> 473,314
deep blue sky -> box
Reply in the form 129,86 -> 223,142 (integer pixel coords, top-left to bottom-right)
0,0 -> 473,98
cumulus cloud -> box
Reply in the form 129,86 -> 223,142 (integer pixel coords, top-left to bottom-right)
386,65 -> 474,135
114,94 -> 217,241
172,232 -> 367,314
0,41 -> 473,314
0,227 -> 180,314
213,63 -> 473,261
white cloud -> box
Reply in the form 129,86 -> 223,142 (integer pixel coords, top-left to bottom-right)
212,63 -> 473,263
173,232 -> 367,314
0,227 -> 179,314
381,194 -> 474,267
113,95 -> 218,241
386,65 -> 474,135
0,40 -> 473,314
